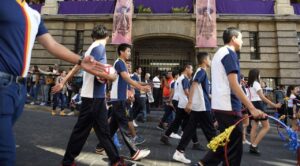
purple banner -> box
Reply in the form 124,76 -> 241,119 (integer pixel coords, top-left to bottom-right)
58,1 -> 115,14
29,4 -> 43,13
216,0 -> 275,14
292,3 -> 300,15
134,0 -> 193,13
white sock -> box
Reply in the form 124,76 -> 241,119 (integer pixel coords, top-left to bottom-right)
252,144 -> 257,147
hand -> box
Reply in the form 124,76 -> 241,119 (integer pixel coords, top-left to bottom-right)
106,73 -> 117,81
141,85 -> 151,92
293,113 -> 296,119
81,56 -> 106,76
185,102 -> 192,113
249,108 -> 266,119
274,103 -> 282,109
52,83 -> 63,94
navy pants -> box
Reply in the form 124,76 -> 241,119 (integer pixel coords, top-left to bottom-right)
0,73 -> 26,166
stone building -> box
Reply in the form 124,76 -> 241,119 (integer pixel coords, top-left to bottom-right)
31,0 -> 300,87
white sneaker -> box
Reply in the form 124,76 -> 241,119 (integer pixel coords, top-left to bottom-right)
67,112 -> 75,116
133,120 -> 139,127
30,102 -> 35,105
40,102 -> 46,106
131,149 -> 150,161
172,150 -> 191,164
170,133 -> 182,139
243,139 -> 251,145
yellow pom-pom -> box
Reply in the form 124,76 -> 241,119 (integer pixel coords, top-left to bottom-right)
207,125 -> 236,152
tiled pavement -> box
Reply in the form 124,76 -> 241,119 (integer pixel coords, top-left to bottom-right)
15,105 -> 297,166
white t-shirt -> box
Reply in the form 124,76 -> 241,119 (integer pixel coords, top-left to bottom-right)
177,75 -> 190,109
172,79 -> 179,101
247,81 -> 262,101
288,94 -> 296,108
153,76 -> 161,88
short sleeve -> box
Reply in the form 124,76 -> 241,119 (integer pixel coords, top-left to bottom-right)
182,78 -> 190,90
90,46 -> 105,63
221,53 -> 239,75
253,81 -> 262,92
114,61 -> 127,74
36,19 -> 48,37
171,82 -> 175,89
131,74 -> 139,82
193,69 -> 205,83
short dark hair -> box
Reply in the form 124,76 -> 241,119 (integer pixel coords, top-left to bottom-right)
91,25 -> 108,40
196,52 -> 209,65
223,27 -> 241,44
172,70 -> 179,78
180,64 -> 192,73
135,66 -> 141,71
117,43 -> 131,56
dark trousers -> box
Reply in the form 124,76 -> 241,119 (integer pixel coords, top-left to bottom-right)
53,92 -> 65,110
132,95 -> 147,121
161,104 -> 174,123
62,98 -> 120,165
177,111 -> 217,152
98,100 -> 139,156
165,108 -> 198,143
201,111 -> 243,166
153,88 -> 161,108
0,73 -> 26,166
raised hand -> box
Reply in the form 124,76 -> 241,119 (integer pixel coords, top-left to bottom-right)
81,56 -> 106,76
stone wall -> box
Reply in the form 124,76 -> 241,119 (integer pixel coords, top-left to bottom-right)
31,14 -> 300,85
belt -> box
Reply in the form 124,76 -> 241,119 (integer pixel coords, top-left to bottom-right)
0,71 -> 26,84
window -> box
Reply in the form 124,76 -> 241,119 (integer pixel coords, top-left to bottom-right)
75,30 -> 84,54
297,32 -> 300,54
249,32 -> 260,60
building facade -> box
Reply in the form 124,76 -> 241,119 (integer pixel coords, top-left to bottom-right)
31,0 -> 300,87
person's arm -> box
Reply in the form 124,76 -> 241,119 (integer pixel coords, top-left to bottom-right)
228,73 -> 265,118
37,34 -> 105,76
120,72 -> 150,92
52,65 -> 80,93
257,90 -> 281,108
38,68 -> 52,75
182,78 -> 189,97
185,82 -> 197,113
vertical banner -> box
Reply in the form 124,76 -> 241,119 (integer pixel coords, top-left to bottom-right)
111,0 -> 133,44
196,0 -> 217,48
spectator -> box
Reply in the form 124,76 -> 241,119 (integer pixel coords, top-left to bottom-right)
39,66 -> 55,106
152,73 -> 161,108
52,70 -> 67,116
30,65 -> 40,105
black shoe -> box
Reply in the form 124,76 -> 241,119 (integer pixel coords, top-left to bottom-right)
160,135 -> 171,145
156,123 -> 165,130
249,145 -> 260,156
192,143 -> 206,151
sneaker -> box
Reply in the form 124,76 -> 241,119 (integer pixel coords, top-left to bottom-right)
243,139 -> 251,145
172,150 -> 191,164
51,110 -> 57,116
95,147 -> 107,156
133,120 -> 138,127
131,149 -> 151,161
132,135 -> 146,146
156,123 -> 165,131
60,111 -> 66,116
113,158 -> 137,166
160,135 -> 171,145
249,145 -> 260,156
170,133 -> 181,139
192,143 -> 206,151
40,102 -> 46,106
30,102 -> 35,105
67,112 -> 75,116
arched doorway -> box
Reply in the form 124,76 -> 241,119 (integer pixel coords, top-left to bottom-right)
132,37 -> 195,77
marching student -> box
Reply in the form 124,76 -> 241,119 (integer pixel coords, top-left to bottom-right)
96,43 -> 151,161
160,65 -> 204,150
247,69 -> 281,155
173,52 -> 217,164
197,27 -> 265,166
286,85 -> 299,131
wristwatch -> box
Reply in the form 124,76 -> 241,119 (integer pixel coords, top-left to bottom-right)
77,56 -> 83,66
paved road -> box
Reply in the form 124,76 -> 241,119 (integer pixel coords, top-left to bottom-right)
15,105 -> 297,166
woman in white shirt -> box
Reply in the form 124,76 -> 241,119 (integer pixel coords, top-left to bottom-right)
286,85 -> 298,131
247,69 -> 281,155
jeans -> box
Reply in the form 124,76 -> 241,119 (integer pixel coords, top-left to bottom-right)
31,84 -> 40,102
53,92 -> 66,111
133,95 -> 147,121
41,84 -> 50,103
0,72 -> 27,166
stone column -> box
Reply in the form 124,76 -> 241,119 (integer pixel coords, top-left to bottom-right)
274,0 -> 294,15
276,22 -> 300,85
41,0 -> 63,15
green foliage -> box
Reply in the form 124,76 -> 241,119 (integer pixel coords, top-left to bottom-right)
171,5 -> 190,13
137,5 -> 152,13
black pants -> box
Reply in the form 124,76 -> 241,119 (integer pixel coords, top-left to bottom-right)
62,98 -> 119,166
153,88 -> 161,108
165,108 -> 198,143
201,111 -> 243,166
177,111 -> 217,152
98,100 -> 139,156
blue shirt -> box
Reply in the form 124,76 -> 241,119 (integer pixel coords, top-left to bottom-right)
131,73 -> 140,96
191,68 -> 210,111
110,59 -> 128,101
81,42 -> 107,98
0,0 -> 48,77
